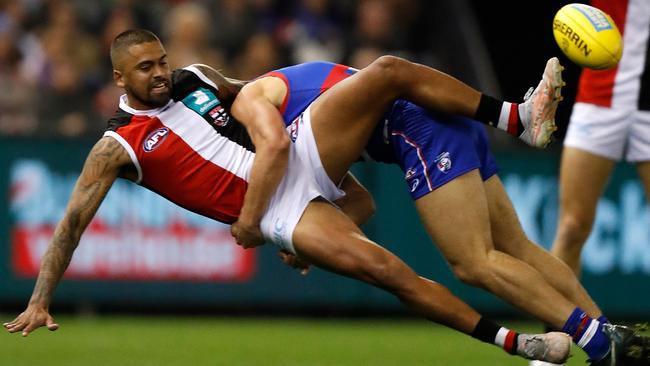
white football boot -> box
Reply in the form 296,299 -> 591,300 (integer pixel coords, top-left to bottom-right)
518,57 -> 565,148
518,332 -> 571,364
529,361 -> 565,366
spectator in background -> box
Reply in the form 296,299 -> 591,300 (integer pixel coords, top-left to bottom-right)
231,32 -> 283,80
347,0 -> 401,54
162,1 -> 224,70
94,3 -> 139,121
347,45 -> 383,69
209,0 -> 257,61
33,0 -> 101,137
280,0 -> 344,63
0,25 -> 37,136
0,0 -> 437,138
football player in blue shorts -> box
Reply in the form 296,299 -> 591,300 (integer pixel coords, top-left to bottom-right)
236,61 -> 649,366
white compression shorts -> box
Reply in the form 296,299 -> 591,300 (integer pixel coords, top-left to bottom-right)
564,102 -> 650,162
259,104 -> 345,254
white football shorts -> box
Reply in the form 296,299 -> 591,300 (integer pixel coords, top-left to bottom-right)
259,104 -> 345,254
564,102 -> 650,162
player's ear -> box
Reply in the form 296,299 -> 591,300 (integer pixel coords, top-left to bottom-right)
113,69 -> 124,88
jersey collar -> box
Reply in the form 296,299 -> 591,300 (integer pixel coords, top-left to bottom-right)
119,94 -> 174,115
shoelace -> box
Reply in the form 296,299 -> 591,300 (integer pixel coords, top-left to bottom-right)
522,336 -> 547,359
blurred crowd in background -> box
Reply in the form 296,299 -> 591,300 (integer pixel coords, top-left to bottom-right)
0,0 -> 473,139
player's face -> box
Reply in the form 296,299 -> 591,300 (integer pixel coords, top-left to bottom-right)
114,41 -> 172,109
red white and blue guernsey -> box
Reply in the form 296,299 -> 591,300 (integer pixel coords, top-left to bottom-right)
565,0 -> 650,161
105,66 -> 253,224
104,66 -> 344,253
265,61 -> 499,200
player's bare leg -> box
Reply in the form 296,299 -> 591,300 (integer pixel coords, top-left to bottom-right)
636,160 -> 650,205
308,55 -> 483,183
293,199 -> 481,333
413,170 -> 576,329
551,147 -> 615,275
482,175 -> 602,318
291,200 -> 571,364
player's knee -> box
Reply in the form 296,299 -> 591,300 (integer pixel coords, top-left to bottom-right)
557,213 -> 594,246
367,55 -> 411,91
449,258 -> 492,288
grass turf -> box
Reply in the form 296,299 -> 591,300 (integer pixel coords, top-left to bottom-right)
1,315 -> 589,366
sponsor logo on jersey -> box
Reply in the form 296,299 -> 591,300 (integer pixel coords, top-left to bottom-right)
143,127 -> 170,152
183,88 -> 220,115
435,152 -> 452,173
208,105 -> 230,127
273,218 -> 286,245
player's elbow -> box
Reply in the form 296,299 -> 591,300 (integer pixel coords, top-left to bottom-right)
261,130 -> 290,156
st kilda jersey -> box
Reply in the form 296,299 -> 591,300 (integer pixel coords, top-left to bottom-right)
104,66 -> 253,224
577,0 -> 650,110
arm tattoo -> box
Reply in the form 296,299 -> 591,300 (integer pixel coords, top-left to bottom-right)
29,138 -> 123,306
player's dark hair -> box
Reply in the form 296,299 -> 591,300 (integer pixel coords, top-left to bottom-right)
110,29 -> 161,69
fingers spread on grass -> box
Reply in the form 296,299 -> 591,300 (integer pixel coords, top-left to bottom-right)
46,317 -> 59,331
21,324 -> 36,337
7,322 -> 25,333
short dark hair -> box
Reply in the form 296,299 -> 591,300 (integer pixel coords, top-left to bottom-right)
110,29 -> 161,69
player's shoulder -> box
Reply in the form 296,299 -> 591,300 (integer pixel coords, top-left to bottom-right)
170,66 -> 220,100
240,75 -> 287,107
106,108 -> 133,132
88,133 -> 133,168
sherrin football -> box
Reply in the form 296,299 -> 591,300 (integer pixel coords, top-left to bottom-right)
552,3 -> 623,70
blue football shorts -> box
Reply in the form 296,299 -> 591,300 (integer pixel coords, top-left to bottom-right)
365,100 -> 499,200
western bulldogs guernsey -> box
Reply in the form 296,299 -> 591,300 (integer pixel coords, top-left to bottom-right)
104,66 -> 254,224
263,62 -> 358,123
265,61 -> 395,162
266,61 -> 499,199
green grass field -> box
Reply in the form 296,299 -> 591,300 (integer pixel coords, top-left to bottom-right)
1,315 -> 589,366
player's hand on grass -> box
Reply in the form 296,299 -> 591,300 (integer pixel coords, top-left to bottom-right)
3,305 -> 59,337
231,218 -> 265,249
278,250 -> 311,275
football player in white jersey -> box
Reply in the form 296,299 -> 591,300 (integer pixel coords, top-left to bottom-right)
3,29 -> 574,364
552,0 -> 650,274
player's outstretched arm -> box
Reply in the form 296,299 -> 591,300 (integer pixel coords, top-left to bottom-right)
229,78 -> 291,248
3,137 -> 128,337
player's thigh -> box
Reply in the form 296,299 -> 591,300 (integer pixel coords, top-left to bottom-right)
309,57 -> 406,182
292,199 -> 416,285
482,175 -> 534,259
310,56 -> 405,131
558,147 -> 616,219
414,169 -> 494,267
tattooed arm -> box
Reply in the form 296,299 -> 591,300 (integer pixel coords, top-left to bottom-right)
3,137 -> 131,336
